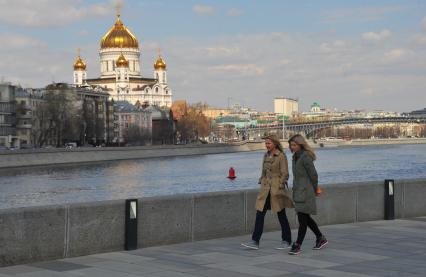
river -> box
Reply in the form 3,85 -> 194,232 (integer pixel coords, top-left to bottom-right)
0,144 -> 425,209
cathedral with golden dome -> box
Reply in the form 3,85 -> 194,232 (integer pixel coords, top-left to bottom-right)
73,2 -> 172,107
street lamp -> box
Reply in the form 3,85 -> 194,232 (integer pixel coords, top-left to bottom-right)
282,97 -> 286,140
125,199 -> 138,250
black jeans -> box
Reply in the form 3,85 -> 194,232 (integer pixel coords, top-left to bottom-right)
252,194 -> 291,243
296,212 -> 322,245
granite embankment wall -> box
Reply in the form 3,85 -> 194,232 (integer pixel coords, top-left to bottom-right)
0,143 -> 263,169
1,178 -> 425,266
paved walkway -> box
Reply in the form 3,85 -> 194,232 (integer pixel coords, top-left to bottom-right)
1,218 -> 426,277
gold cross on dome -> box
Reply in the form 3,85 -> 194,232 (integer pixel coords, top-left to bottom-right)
77,48 -> 81,57
116,0 -> 121,18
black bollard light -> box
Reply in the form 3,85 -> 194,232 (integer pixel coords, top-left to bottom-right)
125,199 -> 138,250
384,180 -> 395,220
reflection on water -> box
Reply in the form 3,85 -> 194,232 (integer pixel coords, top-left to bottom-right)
1,144 -> 426,209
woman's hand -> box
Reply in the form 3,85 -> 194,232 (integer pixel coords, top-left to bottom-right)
315,186 -> 322,196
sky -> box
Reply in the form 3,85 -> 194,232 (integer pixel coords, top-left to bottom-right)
0,0 -> 425,112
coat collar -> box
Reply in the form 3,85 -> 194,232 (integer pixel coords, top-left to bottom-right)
293,149 -> 306,161
266,149 -> 281,157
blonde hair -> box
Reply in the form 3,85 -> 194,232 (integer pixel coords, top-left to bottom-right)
263,133 -> 284,153
288,134 -> 316,160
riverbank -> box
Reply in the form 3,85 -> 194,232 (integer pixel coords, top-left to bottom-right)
0,138 -> 425,169
0,143 -> 252,169
316,138 -> 426,148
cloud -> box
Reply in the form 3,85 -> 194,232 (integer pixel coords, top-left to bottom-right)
384,48 -> 408,61
0,33 -> 46,48
362,29 -> 392,42
192,4 -> 215,16
412,34 -> 426,46
323,5 -> 407,23
228,8 -> 243,17
0,0 -> 111,27
208,64 -> 265,76
77,30 -> 90,37
360,88 -> 375,96
422,16 -> 426,30
197,46 -> 240,57
319,40 -> 347,53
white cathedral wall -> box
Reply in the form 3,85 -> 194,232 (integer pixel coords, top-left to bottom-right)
101,81 -> 172,107
73,70 -> 86,85
100,48 -> 141,78
154,69 -> 167,84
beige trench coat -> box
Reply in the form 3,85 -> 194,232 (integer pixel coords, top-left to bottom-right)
255,149 -> 295,212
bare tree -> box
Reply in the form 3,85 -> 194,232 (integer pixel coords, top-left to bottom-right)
176,103 -> 211,143
123,124 -> 151,146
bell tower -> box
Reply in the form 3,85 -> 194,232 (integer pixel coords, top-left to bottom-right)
73,48 -> 87,86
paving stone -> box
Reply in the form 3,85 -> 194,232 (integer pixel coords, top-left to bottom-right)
216,264 -> 288,277
88,260 -> 162,275
191,268 -> 260,277
2,219 -> 426,277
256,261 -> 317,273
30,261 -> 91,272
0,265 -> 43,275
147,270 -> 200,277
66,267 -> 142,277
302,269 -> 381,277
13,270 -> 77,277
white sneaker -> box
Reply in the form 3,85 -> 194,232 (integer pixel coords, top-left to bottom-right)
241,240 -> 259,250
275,241 -> 291,250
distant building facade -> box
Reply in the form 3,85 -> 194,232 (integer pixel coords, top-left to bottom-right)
274,97 -> 299,117
408,108 -> 426,118
0,83 -> 18,148
202,108 -> 231,119
147,105 -> 175,145
15,87 -> 44,147
115,101 -> 152,145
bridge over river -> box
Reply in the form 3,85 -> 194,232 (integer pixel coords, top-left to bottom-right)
239,116 -> 426,138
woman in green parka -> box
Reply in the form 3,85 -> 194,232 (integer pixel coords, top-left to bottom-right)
288,134 -> 327,255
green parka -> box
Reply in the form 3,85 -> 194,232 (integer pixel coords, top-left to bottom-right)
292,150 -> 318,215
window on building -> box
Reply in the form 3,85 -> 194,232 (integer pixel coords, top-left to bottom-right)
155,87 -> 158,93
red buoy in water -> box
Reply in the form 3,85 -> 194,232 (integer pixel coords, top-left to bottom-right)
228,167 -> 236,179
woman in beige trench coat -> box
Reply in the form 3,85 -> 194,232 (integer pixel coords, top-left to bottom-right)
241,134 -> 294,250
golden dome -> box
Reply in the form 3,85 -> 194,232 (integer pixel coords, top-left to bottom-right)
154,55 -> 167,70
73,49 -> 86,70
116,53 -> 129,68
100,17 -> 139,49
